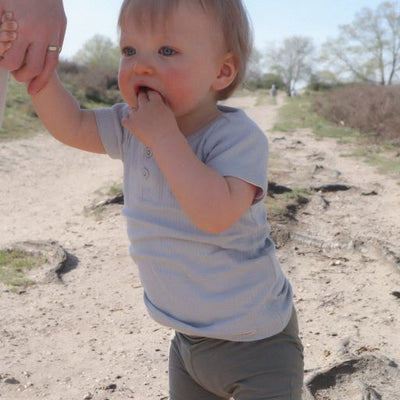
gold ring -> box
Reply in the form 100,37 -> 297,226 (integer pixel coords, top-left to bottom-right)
47,45 -> 62,53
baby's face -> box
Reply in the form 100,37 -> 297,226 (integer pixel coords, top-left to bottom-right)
118,2 -> 228,122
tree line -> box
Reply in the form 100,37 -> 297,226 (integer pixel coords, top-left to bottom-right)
254,1 -> 400,95
61,0 -> 400,102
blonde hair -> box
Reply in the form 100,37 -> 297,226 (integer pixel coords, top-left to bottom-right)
118,0 -> 253,100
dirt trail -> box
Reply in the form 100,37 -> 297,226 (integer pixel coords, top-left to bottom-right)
260,101 -> 400,399
0,95 -> 399,400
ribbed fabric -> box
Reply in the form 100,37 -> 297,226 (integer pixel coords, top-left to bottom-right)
94,104 -> 293,341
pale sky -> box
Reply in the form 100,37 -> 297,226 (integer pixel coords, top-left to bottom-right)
62,0 -> 388,59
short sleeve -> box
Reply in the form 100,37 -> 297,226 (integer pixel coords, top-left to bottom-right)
191,107 -> 269,203
94,103 -> 129,161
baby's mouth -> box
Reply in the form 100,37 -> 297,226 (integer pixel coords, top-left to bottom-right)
135,85 -> 167,104
136,85 -> 150,96
139,86 -> 150,94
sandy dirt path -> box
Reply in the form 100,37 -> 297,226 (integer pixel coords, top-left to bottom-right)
0,95 -> 399,399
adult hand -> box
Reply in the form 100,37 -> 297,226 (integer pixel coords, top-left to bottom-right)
0,11 -> 17,55
0,0 -> 66,94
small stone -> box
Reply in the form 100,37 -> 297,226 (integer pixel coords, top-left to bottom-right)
104,383 -> 117,391
391,291 -> 400,299
323,349 -> 331,357
4,377 -> 20,385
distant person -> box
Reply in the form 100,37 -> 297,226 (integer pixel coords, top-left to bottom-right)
1,1 -> 304,399
270,83 -> 277,98
291,88 -> 297,97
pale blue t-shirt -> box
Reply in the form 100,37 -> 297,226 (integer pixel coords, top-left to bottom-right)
95,104 -> 293,341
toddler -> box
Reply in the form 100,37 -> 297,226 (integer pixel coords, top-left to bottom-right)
2,1 -> 303,399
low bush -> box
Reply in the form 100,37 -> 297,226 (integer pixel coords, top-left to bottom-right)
313,84 -> 400,145
58,60 -> 123,108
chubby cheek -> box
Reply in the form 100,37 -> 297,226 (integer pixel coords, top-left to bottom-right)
118,69 -> 135,106
163,70 -> 197,112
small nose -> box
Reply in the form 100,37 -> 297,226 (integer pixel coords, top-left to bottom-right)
132,57 -> 155,75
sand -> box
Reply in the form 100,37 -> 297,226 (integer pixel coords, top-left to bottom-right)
0,94 -> 399,399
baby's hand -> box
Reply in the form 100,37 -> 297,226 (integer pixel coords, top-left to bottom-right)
0,12 -> 18,58
122,90 -> 180,148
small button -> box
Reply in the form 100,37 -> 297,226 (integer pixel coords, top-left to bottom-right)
142,167 -> 150,179
144,147 -> 153,158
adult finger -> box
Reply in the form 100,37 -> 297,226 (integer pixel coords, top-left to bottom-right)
0,30 -> 17,42
27,48 -> 61,94
0,42 -> 12,57
19,25 -> 65,92
0,0 -> 66,80
12,41 -> 48,83
0,11 -> 21,70
0,19 -> 18,33
58,14 -> 67,52
0,14 -> 15,57
0,36 -> 27,71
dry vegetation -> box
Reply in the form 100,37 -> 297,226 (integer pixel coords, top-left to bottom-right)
57,61 -> 122,107
313,84 -> 400,145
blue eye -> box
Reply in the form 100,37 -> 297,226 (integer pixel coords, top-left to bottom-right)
122,47 -> 136,57
159,47 -> 176,56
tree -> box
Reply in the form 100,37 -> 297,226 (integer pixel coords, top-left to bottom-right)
321,1 -> 400,85
245,48 -> 264,83
244,48 -> 282,90
307,70 -> 341,91
64,35 -> 122,105
265,36 -> 315,95
73,34 -> 120,70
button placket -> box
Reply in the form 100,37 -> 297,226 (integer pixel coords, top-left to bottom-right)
142,167 -> 150,180
141,146 -> 153,184
144,147 -> 153,159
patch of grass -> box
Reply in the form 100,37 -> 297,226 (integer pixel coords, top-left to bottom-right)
107,181 -> 123,197
230,87 -> 254,98
85,181 -> 124,220
0,249 -> 46,287
273,93 -> 400,179
367,154 -> 400,175
273,95 -> 360,139
266,188 -> 311,220
342,147 -> 400,176
272,96 -> 315,132
253,90 -> 273,106
0,71 -> 119,142
0,79 -> 45,142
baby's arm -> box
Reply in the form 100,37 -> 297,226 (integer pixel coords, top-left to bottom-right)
153,134 -> 257,234
30,74 -> 105,153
